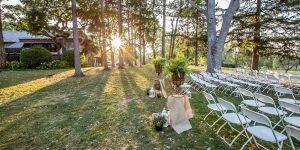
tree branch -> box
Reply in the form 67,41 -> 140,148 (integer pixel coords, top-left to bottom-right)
185,0 -> 207,17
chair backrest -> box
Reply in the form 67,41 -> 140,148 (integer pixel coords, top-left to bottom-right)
278,75 -> 289,82
203,91 -> 215,104
241,107 -> 272,127
290,76 -> 300,83
267,75 -> 279,82
217,97 -> 237,112
274,86 -> 294,95
285,125 -> 300,142
279,101 -> 300,114
239,88 -> 254,97
253,93 -> 274,105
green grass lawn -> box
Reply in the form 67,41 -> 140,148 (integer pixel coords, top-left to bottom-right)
0,66 -> 299,149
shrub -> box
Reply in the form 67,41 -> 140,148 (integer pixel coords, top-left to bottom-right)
81,62 -> 92,68
37,60 -> 68,70
62,50 -> 89,67
62,50 -> 75,67
6,61 -> 24,70
20,45 -> 53,68
222,63 -> 236,68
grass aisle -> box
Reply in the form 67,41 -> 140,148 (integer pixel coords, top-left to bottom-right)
2,66 -> 297,149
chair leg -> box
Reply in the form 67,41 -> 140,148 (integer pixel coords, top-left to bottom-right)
241,136 -> 253,150
229,128 -> 246,147
210,116 -> 223,128
252,137 -> 260,148
277,141 -> 284,149
217,122 -> 227,135
288,134 -> 295,150
204,110 -> 213,120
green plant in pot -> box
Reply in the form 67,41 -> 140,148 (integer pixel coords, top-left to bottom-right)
151,57 -> 166,77
166,56 -> 189,89
152,113 -> 166,131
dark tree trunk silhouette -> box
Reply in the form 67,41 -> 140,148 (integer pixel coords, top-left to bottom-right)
0,4 -> 6,69
161,0 -> 166,58
118,0 -> 124,69
251,0 -> 261,71
71,0 -> 84,77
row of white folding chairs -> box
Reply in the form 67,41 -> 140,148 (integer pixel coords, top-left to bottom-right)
236,69 -> 300,94
236,72 -> 292,95
214,72 -> 262,93
256,72 -> 300,95
200,72 -> 240,95
188,73 -> 217,94
202,91 -> 300,149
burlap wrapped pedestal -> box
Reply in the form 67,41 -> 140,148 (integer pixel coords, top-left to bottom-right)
167,95 -> 193,134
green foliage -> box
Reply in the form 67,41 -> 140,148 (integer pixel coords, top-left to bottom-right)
151,57 -> 166,67
152,113 -> 166,127
6,61 -> 24,70
222,63 -> 236,68
62,50 -> 75,67
37,60 -> 68,70
20,46 -> 53,68
81,62 -> 92,68
62,50 -> 87,67
166,56 -> 189,74
199,57 -> 207,66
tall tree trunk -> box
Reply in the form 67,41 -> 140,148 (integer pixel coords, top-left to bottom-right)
118,0 -> 124,69
71,0 -> 83,77
206,0 -> 217,72
206,0 -> 240,72
133,22 -> 137,65
110,41 -> 115,67
213,0 -> 240,70
131,19 -> 135,65
152,36 -> 156,59
169,19 -> 174,59
161,0 -> 166,58
194,17 -> 199,66
142,33 -> 146,65
251,0 -> 261,71
170,0 -> 183,59
0,4 -> 5,69
127,7 -> 133,66
100,0 -> 108,70
151,0 -> 156,59
139,32 -> 142,66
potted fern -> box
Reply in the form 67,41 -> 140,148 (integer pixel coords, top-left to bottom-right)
166,56 -> 189,88
151,57 -> 166,77
152,113 -> 166,131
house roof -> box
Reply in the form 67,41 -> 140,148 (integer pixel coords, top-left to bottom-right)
6,42 -> 24,49
3,31 -> 49,43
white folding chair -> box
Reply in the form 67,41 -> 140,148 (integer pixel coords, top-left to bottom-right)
216,98 -> 251,147
265,75 -> 282,93
274,86 -> 300,104
240,107 -> 287,149
254,93 -> 287,128
279,101 -> 300,128
285,125 -> 300,150
202,91 -> 227,127
239,88 -> 265,107
289,76 -> 300,95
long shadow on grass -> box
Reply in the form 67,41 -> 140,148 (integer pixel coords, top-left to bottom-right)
0,69 -> 70,89
118,69 -> 161,148
0,68 -> 112,149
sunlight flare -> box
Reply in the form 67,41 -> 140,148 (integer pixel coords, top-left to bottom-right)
112,37 -> 122,49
